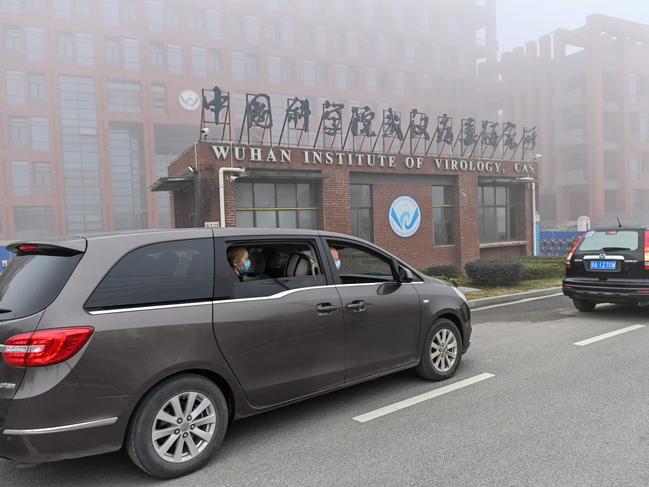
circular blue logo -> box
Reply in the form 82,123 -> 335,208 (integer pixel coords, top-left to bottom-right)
389,196 -> 421,238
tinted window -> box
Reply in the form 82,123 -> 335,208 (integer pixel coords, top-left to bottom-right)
226,241 -> 326,299
0,252 -> 82,321
577,230 -> 640,252
85,239 -> 213,310
328,240 -> 394,284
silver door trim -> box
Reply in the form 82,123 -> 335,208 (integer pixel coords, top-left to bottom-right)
88,301 -> 213,315
3,417 -> 118,436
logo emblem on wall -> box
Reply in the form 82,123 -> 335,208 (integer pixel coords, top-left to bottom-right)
389,196 -> 421,238
179,90 -> 201,111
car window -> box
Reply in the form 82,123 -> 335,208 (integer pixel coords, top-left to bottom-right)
225,240 -> 326,299
327,240 -> 395,284
85,239 -> 214,311
577,230 -> 640,252
0,250 -> 82,322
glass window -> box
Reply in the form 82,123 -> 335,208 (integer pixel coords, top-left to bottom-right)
350,184 -> 373,242
13,206 -> 56,238
148,0 -> 163,31
11,161 -> 30,196
327,240 -> 394,284
231,51 -> 245,81
31,117 -> 50,150
102,0 -> 119,25
206,9 -> 221,39
75,33 -> 94,66
269,56 -> 281,84
54,0 -> 72,19
207,49 -> 222,76
226,241 -> 326,299
167,44 -> 183,74
122,0 -> 136,23
236,182 -> 319,229
74,0 -> 91,17
104,37 -> 121,65
25,27 -> 44,61
192,47 -> 207,77
151,83 -> 166,115
106,80 -> 141,113
33,161 -> 52,196
123,39 -> 140,70
578,230 -> 640,252
9,117 -> 28,147
6,70 -> 25,105
244,15 -> 259,44
0,248 -> 82,322
432,186 -> 454,245
29,73 -> 47,101
479,185 -> 518,243
85,239 -> 214,311
150,42 -> 165,69
56,32 -> 75,62
4,26 -> 23,54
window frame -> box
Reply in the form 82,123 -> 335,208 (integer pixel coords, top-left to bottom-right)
432,185 -> 455,246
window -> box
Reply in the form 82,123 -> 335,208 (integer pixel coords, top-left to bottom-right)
244,16 -> 258,44
366,68 -> 377,94
207,49 -> 222,76
74,0 -> 91,17
106,80 -> 141,113
432,186 -> 454,245
31,117 -> 49,150
14,206 -> 56,238
151,83 -> 166,115
395,71 -> 405,96
164,4 -> 180,31
9,116 -> 28,147
84,239 -> 214,311
167,44 -> 183,74
150,42 -> 165,69
56,32 -> 75,62
245,53 -> 259,81
206,9 -> 221,39
350,184 -> 373,242
479,185 -> 519,243
29,73 -> 47,101
326,240 -> 395,284
303,61 -> 316,87
104,38 -> 121,65
280,20 -> 294,48
25,27 -> 44,61
102,0 -> 119,25
236,182 -> 319,229
335,64 -> 348,90
76,33 -> 94,66
123,39 -> 140,70
315,26 -> 326,54
269,56 -> 281,84
226,241 -> 326,299
431,45 -> 441,69
148,0 -> 163,31
33,161 -> 52,196
54,0 -> 72,19
192,47 -> 207,77
122,0 -> 136,24
11,161 -> 30,196
6,70 -> 25,105
190,11 -> 204,32
4,26 -> 23,54
231,51 -> 245,81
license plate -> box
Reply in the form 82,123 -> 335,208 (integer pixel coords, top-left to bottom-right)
589,260 -> 617,271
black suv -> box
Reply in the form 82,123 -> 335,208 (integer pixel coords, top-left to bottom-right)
563,226 -> 649,311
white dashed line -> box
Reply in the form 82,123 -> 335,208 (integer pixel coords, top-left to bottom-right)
352,373 -> 495,423
573,324 -> 646,347
472,293 -> 564,311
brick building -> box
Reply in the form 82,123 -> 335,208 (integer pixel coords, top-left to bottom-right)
482,14 -> 649,229
160,139 -> 537,269
0,0 -> 497,241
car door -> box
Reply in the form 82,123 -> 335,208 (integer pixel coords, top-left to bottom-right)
325,238 -> 421,382
211,237 -> 345,408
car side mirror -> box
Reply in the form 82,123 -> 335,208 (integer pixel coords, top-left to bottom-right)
398,266 -> 414,283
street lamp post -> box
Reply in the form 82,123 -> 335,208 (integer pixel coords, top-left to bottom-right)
517,176 -> 537,256
188,165 -> 200,227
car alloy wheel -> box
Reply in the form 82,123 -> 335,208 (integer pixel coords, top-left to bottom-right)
151,392 -> 217,464
430,328 -> 458,373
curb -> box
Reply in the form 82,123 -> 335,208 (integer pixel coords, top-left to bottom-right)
468,286 -> 563,310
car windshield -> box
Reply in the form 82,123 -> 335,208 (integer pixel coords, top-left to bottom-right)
577,230 -> 640,252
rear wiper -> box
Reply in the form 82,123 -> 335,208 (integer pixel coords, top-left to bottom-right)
0,308 -> 12,314
601,247 -> 632,252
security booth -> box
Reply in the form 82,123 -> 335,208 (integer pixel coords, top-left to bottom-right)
153,86 -> 539,270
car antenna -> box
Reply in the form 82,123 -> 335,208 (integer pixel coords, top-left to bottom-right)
616,216 -> 622,228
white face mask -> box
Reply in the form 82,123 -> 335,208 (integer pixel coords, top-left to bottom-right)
335,259 -> 341,271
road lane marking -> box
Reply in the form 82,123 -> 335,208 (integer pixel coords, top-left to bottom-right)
574,324 -> 646,347
472,293 -> 564,311
352,373 -> 495,423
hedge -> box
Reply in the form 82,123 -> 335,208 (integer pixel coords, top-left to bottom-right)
422,265 -> 460,279
464,260 -> 524,287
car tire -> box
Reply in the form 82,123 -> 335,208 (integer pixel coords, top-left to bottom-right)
573,299 -> 596,312
126,374 -> 228,479
415,319 -> 463,381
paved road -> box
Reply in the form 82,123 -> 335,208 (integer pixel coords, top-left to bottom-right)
3,295 -> 649,486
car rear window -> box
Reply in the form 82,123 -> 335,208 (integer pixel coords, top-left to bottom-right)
577,230 -> 640,252
0,252 -> 83,322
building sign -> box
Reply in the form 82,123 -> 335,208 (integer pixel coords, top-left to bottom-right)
179,90 -> 201,111
210,144 -> 537,175
389,196 -> 421,238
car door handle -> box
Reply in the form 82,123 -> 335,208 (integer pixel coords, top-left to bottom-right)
316,303 -> 338,314
346,300 -> 366,312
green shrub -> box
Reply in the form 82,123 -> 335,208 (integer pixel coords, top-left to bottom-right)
422,265 -> 460,279
520,260 -> 564,280
464,260 -> 524,287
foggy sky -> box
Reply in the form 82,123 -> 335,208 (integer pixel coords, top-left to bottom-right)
497,0 -> 649,53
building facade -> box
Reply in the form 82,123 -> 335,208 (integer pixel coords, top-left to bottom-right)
484,14 -> 649,229
0,0 -> 497,241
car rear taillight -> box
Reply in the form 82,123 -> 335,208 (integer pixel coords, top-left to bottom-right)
644,230 -> 649,271
1,327 -> 94,367
566,235 -> 584,269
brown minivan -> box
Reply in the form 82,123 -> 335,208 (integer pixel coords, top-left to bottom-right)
0,228 -> 471,478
